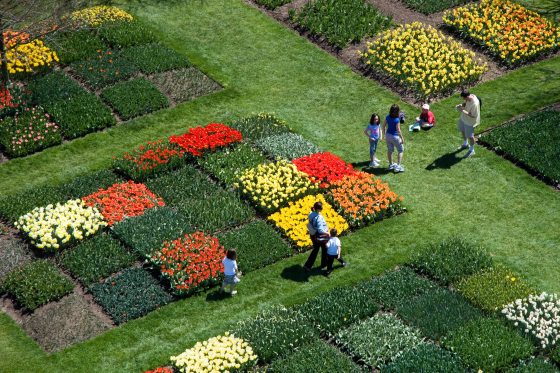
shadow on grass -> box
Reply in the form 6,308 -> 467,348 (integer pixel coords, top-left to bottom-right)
426,149 -> 464,170
352,161 -> 393,176
206,290 -> 231,302
280,264 -> 326,282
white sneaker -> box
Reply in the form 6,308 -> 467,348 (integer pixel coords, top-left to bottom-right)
369,161 -> 375,167
394,165 -> 405,173
463,149 -> 475,158
373,160 -> 380,167
231,290 -> 238,295
388,163 -> 397,171
458,143 -> 469,150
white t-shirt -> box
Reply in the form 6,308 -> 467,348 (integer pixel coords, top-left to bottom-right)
461,96 -> 480,127
222,257 -> 237,276
327,237 -> 341,256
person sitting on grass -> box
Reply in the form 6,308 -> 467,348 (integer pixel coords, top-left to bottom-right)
220,249 -> 241,295
324,228 -> 347,276
410,103 -> 436,132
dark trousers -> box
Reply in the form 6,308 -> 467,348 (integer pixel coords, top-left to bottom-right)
304,235 -> 327,269
326,254 -> 345,272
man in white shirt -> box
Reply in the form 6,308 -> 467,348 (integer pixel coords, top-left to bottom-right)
456,91 -> 480,158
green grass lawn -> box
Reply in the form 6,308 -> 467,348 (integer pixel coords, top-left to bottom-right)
1,0 -> 559,371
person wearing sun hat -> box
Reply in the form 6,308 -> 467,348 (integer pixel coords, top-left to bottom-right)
410,103 -> 436,132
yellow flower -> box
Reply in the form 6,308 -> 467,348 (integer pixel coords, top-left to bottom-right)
69,6 -> 133,27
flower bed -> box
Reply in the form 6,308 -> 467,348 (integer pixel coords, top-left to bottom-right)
45,93 -> 116,139
47,30 -> 105,64
268,194 -> 348,249
171,332 -> 257,373
229,113 -> 290,142
400,0 -> 469,14
149,68 -> 221,104
101,78 -> 169,120
82,181 -> 164,226
335,313 -> 423,368
169,123 -> 242,157
151,232 -> 223,296
59,233 -> 136,285
254,132 -> 320,160
113,140 -> 186,181
0,106 -> 62,158
198,143 -> 267,186
292,152 -> 356,188
456,265 -> 535,312
15,199 -> 106,252
232,305 -> 318,363
328,171 -> 403,228
502,292 -> 560,350
481,110 -> 560,185
360,22 -> 486,99
3,38 -> 59,76
146,166 -> 254,232
70,49 -> 138,90
28,71 -> 88,106
237,160 -> 318,214
111,207 -> 192,258
255,0 -> 292,10
217,220 -> 292,273
2,261 -> 75,311
69,6 -> 133,27
89,268 -> 172,325
443,0 -> 560,66
98,20 -> 157,48
289,0 -> 392,49
120,43 -> 189,74
383,343 -> 466,372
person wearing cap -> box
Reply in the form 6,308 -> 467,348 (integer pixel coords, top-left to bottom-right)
456,90 -> 480,158
410,103 -> 436,132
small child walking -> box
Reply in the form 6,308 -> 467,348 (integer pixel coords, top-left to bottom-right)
324,228 -> 347,276
364,113 -> 382,167
220,249 -> 241,295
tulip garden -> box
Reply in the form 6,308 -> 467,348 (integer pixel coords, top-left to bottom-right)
0,0 -> 559,372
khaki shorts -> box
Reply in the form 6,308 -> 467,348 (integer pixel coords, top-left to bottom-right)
457,119 -> 475,138
386,134 -> 404,153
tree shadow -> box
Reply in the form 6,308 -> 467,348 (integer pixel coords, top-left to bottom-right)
426,149 -> 464,170
280,264 -> 324,282
352,161 -> 393,176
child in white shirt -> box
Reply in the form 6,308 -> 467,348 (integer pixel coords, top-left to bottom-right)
324,228 -> 347,276
220,249 -> 241,295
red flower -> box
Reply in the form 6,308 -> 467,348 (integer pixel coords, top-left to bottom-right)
169,123 -> 242,157
293,152 -> 357,188
114,140 -> 185,180
151,232 -> 224,296
82,181 -> 164,226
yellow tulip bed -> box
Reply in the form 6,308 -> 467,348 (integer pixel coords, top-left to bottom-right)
15,199 -> 106,252
443,0 -> 560,66
235,160 -> 318,214
360,22 -> 486,99
170,332 -> 257,373
69,6 -> 134,28
2,38 -> 59,75
268,194 -> 349,249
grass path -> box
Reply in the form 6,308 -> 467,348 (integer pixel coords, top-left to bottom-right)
1,0 -> 559,371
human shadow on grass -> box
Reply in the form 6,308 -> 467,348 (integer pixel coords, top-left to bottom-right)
206,289 -> 232,302
281,264 -> 324,283
352,161 -> 393,176
426,149 -> 464,170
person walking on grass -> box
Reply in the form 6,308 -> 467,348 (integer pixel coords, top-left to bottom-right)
364,113 -> 382,167
383,104 -> 405,173
220,249 -> 241,295
303,201 -> 329,272
324,228 -> 347,276
456,90 -> 480,158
